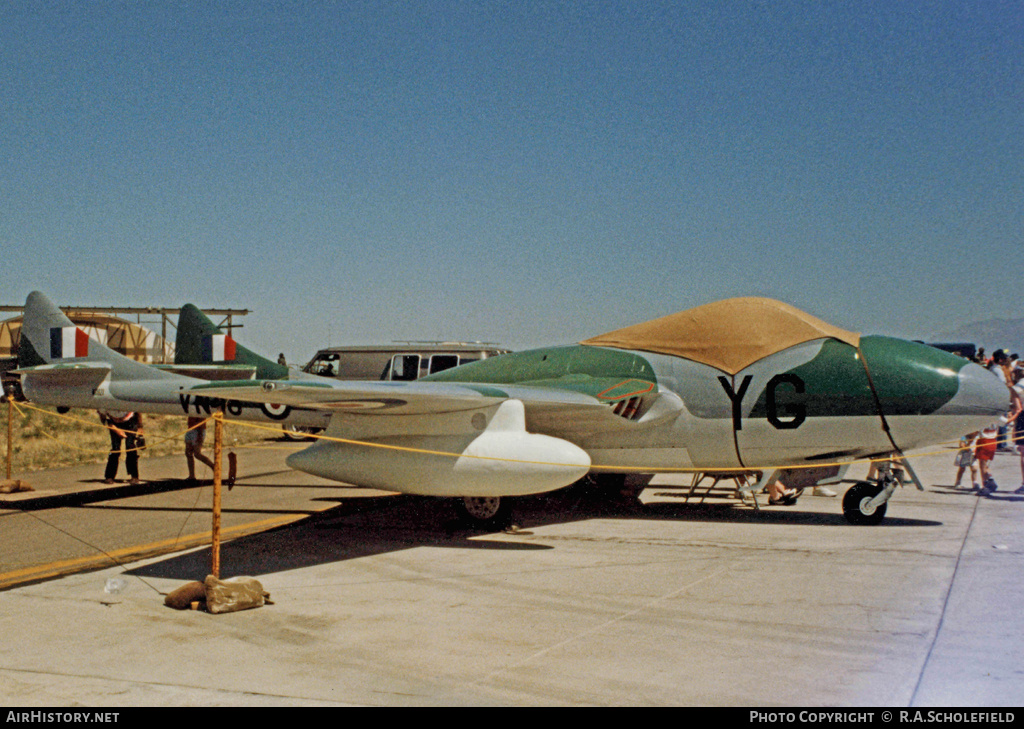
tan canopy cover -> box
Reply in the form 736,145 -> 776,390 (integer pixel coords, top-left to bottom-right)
581,297 -> 861,375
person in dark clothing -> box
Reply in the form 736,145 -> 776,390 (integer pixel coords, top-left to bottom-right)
99,411 -> 143,484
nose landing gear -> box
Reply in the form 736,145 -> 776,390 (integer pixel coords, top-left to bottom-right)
842,460 -> 911,525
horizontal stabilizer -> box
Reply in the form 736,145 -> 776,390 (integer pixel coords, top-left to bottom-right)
153,364 -> 258,382
14,363 -> 111,390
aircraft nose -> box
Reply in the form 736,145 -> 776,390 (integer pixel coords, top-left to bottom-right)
858,336 -> 1011,451
948,360 -> 1012,422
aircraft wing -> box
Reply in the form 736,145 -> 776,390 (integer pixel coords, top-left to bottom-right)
187,376 -> 673,499
186,378 -> 608,416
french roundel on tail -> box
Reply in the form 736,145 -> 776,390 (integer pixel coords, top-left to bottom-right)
202,334 -> 237,362
50,327 -> 89,359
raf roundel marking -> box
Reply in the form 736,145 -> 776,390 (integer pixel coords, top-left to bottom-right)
260,403 -> 291,420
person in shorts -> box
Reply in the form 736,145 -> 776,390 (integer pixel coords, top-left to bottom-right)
975,427 -> 999,493
954,432 -> 979,490
184,416 -> 216,482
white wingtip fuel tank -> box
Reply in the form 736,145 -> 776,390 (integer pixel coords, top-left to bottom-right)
286,399 -> 591,497
453,399 -> 592,494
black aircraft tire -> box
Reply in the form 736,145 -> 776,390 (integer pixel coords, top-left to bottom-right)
456,496 -> 513,530
842,482 -> 887,525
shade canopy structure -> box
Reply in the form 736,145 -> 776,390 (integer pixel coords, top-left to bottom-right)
581,297 -> 861,375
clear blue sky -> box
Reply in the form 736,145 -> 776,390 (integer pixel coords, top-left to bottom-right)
2,1 -> 1021,363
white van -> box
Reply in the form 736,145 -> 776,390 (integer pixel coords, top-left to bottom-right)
302,342 -> 509,381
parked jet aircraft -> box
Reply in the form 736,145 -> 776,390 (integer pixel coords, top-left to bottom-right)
164,296 -> 1008,525
16,291 -> 1011,526
16,291 -> 330,431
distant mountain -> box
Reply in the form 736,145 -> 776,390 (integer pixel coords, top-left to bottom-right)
929,317 -> 1024,356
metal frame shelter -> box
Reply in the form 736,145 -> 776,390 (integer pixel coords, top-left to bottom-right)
0,304 -> 250,365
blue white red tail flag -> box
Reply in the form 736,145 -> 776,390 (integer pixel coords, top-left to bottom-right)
50,327 -> 89,359
202,334 -> 237,362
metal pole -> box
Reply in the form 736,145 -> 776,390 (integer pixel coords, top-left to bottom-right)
211,412 -> 223,579
6,395 -> 12,481
161,312 -> 168,364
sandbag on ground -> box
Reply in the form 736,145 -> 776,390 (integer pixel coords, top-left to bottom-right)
164,581 -> 207,610
204,574 -> 270,614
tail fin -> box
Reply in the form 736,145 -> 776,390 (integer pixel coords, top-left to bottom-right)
175,304 -> 290,380
19,291 -> 175,381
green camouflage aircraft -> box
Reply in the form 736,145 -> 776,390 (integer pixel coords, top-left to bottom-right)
16,291 -> 1011,525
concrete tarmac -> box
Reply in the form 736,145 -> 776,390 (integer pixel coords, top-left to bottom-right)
0,442 -> 1022,707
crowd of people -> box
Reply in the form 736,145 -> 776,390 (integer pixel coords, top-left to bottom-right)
954,348 -> 1024,495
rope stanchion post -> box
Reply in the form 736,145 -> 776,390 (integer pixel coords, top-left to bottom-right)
211,411 -> 223,579
1,387 -> 31,493
6,393 -> 12,481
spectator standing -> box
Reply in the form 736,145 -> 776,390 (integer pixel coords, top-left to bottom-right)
954,432 -> 979,490
99,410 -> 143,485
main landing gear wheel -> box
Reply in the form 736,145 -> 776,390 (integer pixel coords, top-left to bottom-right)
842,481 -> 887,525
282,425 -> 321,441
456,496 -> 513,530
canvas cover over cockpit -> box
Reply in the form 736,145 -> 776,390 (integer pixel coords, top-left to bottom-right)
580,297 -> 861,375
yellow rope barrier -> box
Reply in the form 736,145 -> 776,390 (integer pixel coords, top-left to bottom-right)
7,399 -> 987,475
182,409 -> 976,474
10,400 -> 206,455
